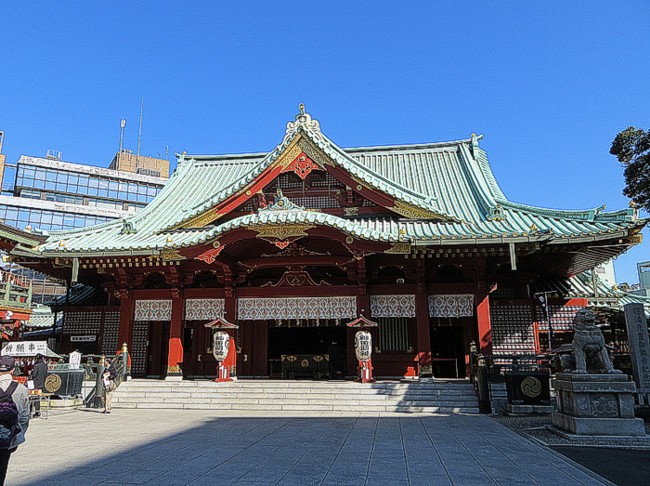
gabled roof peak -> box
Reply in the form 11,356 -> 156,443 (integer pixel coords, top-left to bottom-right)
284,104 -> 323,144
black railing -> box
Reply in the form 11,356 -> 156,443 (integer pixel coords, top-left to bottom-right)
83,345 -> 130,408
470,350 -> 553,413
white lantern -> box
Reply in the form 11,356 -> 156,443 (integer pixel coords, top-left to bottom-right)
212,331 -> 231,361
354,330 -> 372,361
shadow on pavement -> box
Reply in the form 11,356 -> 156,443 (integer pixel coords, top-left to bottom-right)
13,413 -> 610,486
551,446 -> 650,486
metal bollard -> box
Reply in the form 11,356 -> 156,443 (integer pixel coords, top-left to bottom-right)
94,354 -> 105,408
475,355 -> 491,414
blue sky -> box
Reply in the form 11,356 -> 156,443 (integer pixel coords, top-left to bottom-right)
1,2 -> 648,283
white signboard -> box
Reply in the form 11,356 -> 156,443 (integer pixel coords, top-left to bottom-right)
1,341 -> 47,357
70,335 -> 96,342
69,351 -> 82,370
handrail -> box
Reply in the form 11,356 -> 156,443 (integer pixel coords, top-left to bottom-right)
83,343 -> 130,408
470,351 -> 553,414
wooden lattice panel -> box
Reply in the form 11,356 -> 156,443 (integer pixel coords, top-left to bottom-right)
490,304 -> 536,355
292,195 -> 339,209
131,321 -> 149,376
535,305 -> 584,331
101,311 -> 120,355
277,173 -> 303,189
311,172 -> 343,188
63,311 -> 102,335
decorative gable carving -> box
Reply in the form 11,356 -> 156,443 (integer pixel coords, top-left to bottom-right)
262,270 -> 332,287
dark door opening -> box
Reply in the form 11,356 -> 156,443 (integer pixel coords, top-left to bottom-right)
430,326 -> 465,378
146,322 -> 170,378
268,323 -> 347,379
183,321 -> 218,379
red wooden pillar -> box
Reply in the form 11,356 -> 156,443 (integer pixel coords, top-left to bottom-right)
415,260 -> 431,377
415,292 -> 432,377
225,289 -> 237,376
476,284 -> 493,354
116,290 -> 134,352
351,257 -> 370,377
166,290 -> 184,378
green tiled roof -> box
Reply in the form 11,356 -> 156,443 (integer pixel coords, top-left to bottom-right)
532,270 -> 650,317
24,109 -> 645,256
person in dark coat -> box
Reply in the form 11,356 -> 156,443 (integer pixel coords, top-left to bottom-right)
0,355 -> 30,486
29,354 -> 47,419
102,359 -> 117,414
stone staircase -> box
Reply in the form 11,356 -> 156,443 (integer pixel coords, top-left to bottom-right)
113,379 -> 479,414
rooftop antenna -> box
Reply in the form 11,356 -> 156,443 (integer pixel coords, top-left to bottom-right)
119,118 -> 126,152
137,97 -> 144,157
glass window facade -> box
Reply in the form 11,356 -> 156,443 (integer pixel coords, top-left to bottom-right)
15,165 -> 162,206
0,204 -> 113,231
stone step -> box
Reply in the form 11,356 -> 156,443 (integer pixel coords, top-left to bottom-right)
113,379 -> 479,414
113,394 -> 479,407
119,380 -> 474,389
114,402 -> 480,414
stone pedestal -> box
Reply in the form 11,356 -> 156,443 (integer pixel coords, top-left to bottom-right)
552,373 -> 645,436
506,403 -> 555,415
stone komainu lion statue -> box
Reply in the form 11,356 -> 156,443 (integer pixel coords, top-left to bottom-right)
560,308 -> 622,374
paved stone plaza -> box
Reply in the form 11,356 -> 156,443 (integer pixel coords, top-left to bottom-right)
9,410 -> 610,485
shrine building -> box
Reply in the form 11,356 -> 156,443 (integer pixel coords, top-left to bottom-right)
2,107 -> 646,380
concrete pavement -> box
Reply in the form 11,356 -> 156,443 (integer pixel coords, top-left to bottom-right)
9,409 -> 611,485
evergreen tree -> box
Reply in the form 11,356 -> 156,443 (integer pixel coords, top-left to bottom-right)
610,126 -> 650,211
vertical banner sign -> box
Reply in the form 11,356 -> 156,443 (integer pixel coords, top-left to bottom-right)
624,303 -> 650,395
69,351 -> 82,370
535,293 -> 553,350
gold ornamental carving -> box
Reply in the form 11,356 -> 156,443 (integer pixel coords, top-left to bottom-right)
44,374 -> 62,393
274,141 -> 303,170
385,242 -> 411,254
160,249 -> 185,261
248,223 -> 315,241
299,138 -> 334,168
630,233 -> 643,244
167,365 -> 182,374
392,200 -> 444,220
182,210 -> 219,229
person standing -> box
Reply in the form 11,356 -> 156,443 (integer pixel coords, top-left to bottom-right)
29,354 -> 47,418
102,358 -> 116,414
0,356 -> 30,486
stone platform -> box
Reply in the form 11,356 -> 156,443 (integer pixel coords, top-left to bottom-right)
552,373 -> 646,436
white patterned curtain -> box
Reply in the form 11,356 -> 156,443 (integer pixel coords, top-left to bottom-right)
238,296 -> 357,320
428,294 -> 474,318
185,299 -> 225,320
370,295 -> 416,318
134,300 -> 172,321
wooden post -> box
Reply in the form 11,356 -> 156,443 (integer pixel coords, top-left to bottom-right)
415,292 -> 432,377
166,289 -> 184,378
116,290 -> 134,352
476,282 -> 493,354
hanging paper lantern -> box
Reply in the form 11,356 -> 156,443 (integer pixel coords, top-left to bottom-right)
212,331 -> 230,361
354,330 -> 372,361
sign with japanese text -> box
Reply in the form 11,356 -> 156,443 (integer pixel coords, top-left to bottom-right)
1,341 -> 47,357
